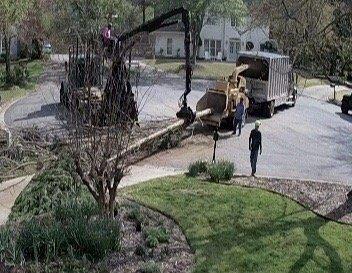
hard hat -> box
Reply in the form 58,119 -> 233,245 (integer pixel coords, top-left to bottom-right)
255,120 -> 261,127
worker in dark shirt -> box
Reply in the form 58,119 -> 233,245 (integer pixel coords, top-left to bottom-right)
249,120 -> 262,176
233,98 -> 245,136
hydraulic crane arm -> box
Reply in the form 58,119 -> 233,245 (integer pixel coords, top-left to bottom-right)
116,7 -> 194,122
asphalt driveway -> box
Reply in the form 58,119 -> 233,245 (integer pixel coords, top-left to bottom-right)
4,58 -> 352,184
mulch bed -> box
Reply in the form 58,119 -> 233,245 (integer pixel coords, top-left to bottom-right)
230,176 -> 352,224
106,200 -> 194,273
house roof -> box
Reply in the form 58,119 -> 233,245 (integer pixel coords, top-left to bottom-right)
156,21 -> 184,32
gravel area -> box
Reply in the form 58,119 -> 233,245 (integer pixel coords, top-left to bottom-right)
230,176 -> 352,224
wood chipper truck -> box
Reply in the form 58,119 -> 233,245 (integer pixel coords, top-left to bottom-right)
196,65 -> 250,127
236,51 -> 297,118
341,93 -> 352,114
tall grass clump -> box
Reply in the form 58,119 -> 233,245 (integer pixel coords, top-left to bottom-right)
0,200 -> 120,265
207,160 -> 234,183
188,160 -> 208,177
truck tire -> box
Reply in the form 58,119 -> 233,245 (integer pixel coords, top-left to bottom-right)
264,100 -> 275,118
291,90 -> 297,107
341,100 -> 349,114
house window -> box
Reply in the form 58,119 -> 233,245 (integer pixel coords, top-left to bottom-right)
229,39 -> 241,56
230,42 -> 234,54
204,39 -> 222,57
167,38 -> 172,55
231,17 -> 238,27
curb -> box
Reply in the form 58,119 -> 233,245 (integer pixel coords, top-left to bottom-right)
0,98 -> 23,147
233,172 -> 351,187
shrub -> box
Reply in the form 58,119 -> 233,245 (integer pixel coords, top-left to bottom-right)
127,205 -> 144,232
65,216 -> 120,261
145,227 -> 170,248
0,52 -> 5,63
188,160 -> 208,177
207,160 -> 234,183
0,227 -> 22,264
9,154 -> 85,222
1,201 -> 121,265
146,235 -> 159,248
140,261 -> 161,273
9,168 -> 77,221
17,219 -> 67,262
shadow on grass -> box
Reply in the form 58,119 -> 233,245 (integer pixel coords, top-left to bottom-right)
194,196 -> 352,273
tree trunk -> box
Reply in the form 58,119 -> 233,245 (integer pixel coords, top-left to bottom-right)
191,29 -> 198,65
108,186 -> 117,218
4,34 -> 12,82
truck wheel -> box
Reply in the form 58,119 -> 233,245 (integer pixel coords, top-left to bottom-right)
264,101 -> 275,118
341,100 -> 349,114
291,90 -> 297,107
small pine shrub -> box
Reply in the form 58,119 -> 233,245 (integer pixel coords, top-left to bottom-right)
145,227 -> 170,248
188,160 -> 208,177
207,160 -> 235,183
146,235 -> 159,248
140,261 -> 161,273
127,206 -> 144,232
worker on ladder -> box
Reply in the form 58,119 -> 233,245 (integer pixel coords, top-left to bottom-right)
101,23 -> 114,56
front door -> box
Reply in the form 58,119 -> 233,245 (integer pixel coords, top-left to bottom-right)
228,39 -> 241,62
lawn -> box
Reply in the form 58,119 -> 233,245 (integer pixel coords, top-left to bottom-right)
0,60 -> 44,103
295,74 -> 329,89
144,58 -> 328,87
330,90 -> 351,102
124,176 -> 352,273
143,58 -> 236,80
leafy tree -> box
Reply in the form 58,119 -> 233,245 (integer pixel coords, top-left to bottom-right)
52,0 -> 139,45
154,0 -> 247,64
19,0 -> 55,59
250,0 -> 352,79
0,0 -> 32,82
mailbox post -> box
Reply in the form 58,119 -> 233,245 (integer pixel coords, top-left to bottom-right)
212,128 -> 219,163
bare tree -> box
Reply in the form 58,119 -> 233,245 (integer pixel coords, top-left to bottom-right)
65,38 -> 138,217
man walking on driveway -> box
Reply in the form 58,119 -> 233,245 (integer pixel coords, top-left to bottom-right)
233,98 -> 245,136
249,120 -> 262,176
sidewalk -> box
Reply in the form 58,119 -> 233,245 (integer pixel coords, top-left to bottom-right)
0,165 -> 181,226
0,175 -> 34,225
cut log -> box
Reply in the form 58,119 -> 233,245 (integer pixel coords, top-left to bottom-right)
108,108 -> 213,162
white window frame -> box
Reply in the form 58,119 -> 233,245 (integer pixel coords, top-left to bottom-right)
231,17 -> 238,27
204,39 -> 222,58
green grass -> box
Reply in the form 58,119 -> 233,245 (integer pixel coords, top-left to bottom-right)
124,176 -> 352,273
295,74 -> 328,89
144,58 -> 235,80
0,60 -> 44,103
330,90 -> 351,102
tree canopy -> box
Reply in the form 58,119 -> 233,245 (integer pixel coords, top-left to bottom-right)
250,0 -> 352,79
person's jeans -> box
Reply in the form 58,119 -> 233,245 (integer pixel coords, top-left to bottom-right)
250,149 -> 259,175
233,118 -> 242,135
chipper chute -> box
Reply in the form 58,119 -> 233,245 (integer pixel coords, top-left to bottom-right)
196,65 -> 250,127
